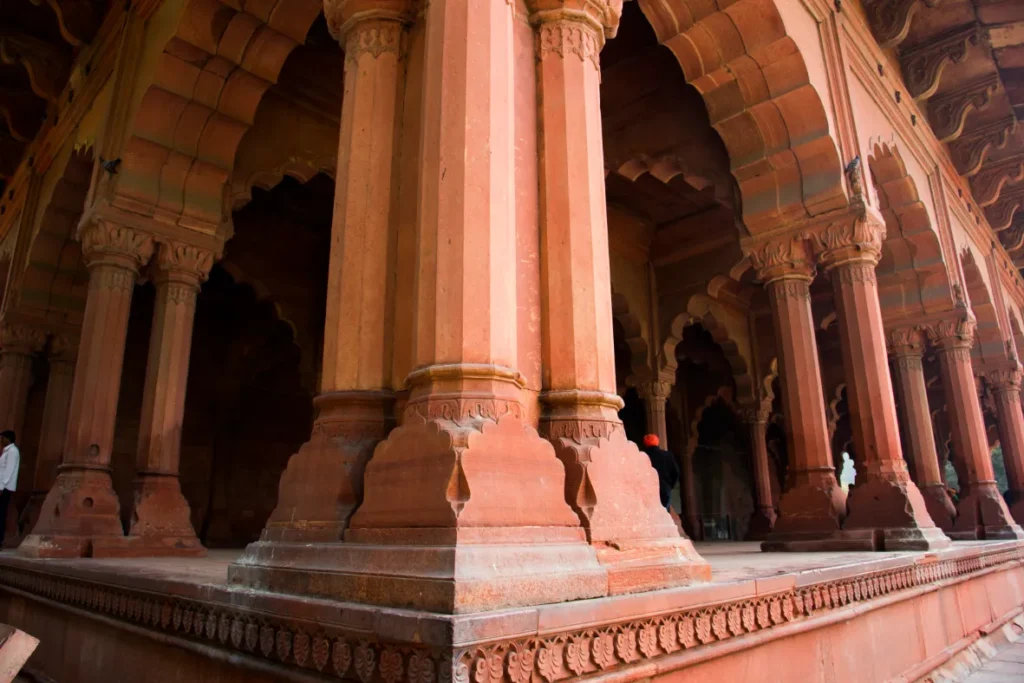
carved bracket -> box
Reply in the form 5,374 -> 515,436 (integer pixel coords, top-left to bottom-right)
31,0 -> 103,47
971,156 -> 1024,208
0,32 -> 70,103
902,26 -> 980,101
864,0 -> 942,49
949,116 -> 1016,177
928,75 -> 1000,142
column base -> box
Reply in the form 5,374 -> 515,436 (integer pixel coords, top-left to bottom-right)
745,507 -> 777,541
761,475 -> 846,552
594,537 -> 711,595
920,483 -> 957,531
842,475 -> 951,551
17,491 -> 46,538
949,483 -> 1024,540
123,474 -> 206,558
229,526 -> 609,614
19,465 -> 125,558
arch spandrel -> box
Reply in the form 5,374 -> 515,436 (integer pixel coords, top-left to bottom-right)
636,0 -> 848,235
107,0 -> 322,235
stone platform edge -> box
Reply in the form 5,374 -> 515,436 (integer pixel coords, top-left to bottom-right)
0,542 -> 1020,682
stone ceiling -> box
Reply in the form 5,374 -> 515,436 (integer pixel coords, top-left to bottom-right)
0,0 -> 110,196
863,0 -> 1024,266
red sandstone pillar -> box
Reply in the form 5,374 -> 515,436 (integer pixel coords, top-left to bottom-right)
0,325 -> 44,438
233,0 -> 613,614
887,326 -> 956,530
20,336 -> 76,535
244,1 -> 408,547
638,379 -> 671,445
743,405 -> 776,540
816,215 -> 948,550
20,222 -> 154,558
749,237 -> 846,550
987,365 -> 1024,524
121,241 -> 211,556
638,379 -> 691,536
530,3 -> 707,590
930,315 -> 1023,539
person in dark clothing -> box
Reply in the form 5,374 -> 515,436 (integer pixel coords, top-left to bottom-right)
641,434 -> 680,511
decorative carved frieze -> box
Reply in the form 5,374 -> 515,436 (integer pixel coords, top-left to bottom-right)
970,156 -> 1024,208
949,117 -> 1017,177
0,544 -> 1019,682
0,32 -> 70,103
928,75 -> 999,142
901,26 -> 980,101
864,0 -> 941,49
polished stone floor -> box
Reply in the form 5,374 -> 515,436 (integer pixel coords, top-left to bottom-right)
962,640 -> 1024,683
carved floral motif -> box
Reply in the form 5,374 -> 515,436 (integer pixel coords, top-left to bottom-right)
0,543 -> 1017,682
536,20 -> 601,69
80,222 -> 154,271
901,26 -> 979,101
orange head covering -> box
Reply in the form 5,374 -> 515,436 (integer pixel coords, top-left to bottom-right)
643,434 -> 660,448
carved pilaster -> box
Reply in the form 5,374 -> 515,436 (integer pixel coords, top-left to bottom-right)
949,117 -> 1017,177
970,157 -> 1024,208
928,75 -> 999,142
901,26 -> 980,101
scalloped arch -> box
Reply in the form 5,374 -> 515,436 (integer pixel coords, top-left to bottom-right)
111,0 -> 323,232
960,246 -> 1005,363
611,290 -> 652,387
868,141 -> 952,318
218,260 -> 301,349
636,0 -> 847,234
230,157 -> 337,213
7,146 -> 92,324
661,293 -> 754,402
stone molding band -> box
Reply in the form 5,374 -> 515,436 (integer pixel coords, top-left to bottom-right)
0,544 -> 1018,683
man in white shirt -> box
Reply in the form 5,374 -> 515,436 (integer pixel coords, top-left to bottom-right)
0,430 -> 20,547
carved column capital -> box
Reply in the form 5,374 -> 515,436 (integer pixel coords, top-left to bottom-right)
987,365 -> 1023,395
745,233 -> 816,284
0,323 -> 45,355
526,0 -> 623,41
636,379 -> 672,403
49,332 -> 79,364
926,314 -> 977,353
154,240 -> 214,289
740,404 -> 771,425
324,0 -> 416,50
80,221 -> 155,273
886,326 -> 926,357
810,206 -> 887,272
